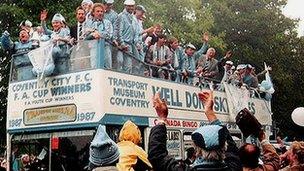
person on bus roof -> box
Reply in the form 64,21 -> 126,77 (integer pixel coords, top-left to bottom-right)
196,47 -> 219,80
1,30 -> 36,80
84,3 -> 113,69
104,0 -> 118,25
167,37 -> 183,82
40,10 -> 71,74
113,0 -> 140,73
145,33 -> 172,79
148,92 -> 242,171
179,32 -> 209,85
117,120 -> 153,171
88,125 -> 119,171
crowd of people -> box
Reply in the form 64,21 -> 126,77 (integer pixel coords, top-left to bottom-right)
0,0 -> 274,99
7,91 -> 303,171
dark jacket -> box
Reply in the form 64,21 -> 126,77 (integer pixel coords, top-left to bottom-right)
70,25 -> 78,40
148,123 -> 241,171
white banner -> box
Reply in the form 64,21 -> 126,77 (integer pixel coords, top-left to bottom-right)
224,82 -> 251,121
28,41 -> 54,79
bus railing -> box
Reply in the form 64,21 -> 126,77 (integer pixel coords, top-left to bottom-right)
9,39 -> 265,99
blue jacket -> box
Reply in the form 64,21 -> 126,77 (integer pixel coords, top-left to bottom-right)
105,9 -> 118,25
114,9 -> 139,46
85,18 -> 113,41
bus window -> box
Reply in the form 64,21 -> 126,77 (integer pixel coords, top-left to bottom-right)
167,130 -> 182,158
11,133 -> 50,171
50,136 -> 91,171
50,130 -> 94,171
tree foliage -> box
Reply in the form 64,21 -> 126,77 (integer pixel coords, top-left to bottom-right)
203,0 -> 304,139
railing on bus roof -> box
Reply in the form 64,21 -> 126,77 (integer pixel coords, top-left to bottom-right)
9,38 -> 266,99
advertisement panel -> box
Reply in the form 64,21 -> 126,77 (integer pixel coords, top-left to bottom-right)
7,69 -> 272,131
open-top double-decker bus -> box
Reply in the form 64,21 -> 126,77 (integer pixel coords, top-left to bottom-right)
6,39 -> 273,171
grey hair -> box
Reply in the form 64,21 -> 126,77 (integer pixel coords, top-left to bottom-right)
195,142 -> 227,161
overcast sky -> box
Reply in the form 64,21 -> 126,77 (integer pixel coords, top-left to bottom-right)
283,0 -> 304,36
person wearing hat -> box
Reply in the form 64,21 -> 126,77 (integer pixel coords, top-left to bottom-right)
220,60 -> 234,83
1,29 -> 37,81
40,10 -> 71,75
178,32 -> 209,85
217,50 -> 233,80
19,20 -> 34,38
88,125 -> 119,171
117,120 -> 152,171
84,3 -> 113,69
104,0 -> 118,25
242,64 -> 258,88
113,0 -> 139,73
148,92 -> 241,171
82,0 -> 94,15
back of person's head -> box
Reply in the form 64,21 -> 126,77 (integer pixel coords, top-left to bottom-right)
89,125 -> 119,168
239,143 -> 260,169
119,120 -> 142,145
290,141 -> 304,164
191,125 -> 228,161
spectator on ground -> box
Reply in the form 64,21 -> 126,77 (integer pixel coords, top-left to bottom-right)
280,141 -> 304,171
238,131 -> 280,171
148,91 -> 241,171
88,125 -> 119,171
117,120 -> 152,171
184,147 -> 196,166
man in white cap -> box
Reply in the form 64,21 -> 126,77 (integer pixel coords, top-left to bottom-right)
220,60 -> 234,84
40,11 -> 71,74
113,0 -> 139,73
82,0 -> 94,14
19,20 -> 34,38
104,0 -> 118,25
178,32 -> 209,84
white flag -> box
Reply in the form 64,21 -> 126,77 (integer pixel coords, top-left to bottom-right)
28,41 -> 54,80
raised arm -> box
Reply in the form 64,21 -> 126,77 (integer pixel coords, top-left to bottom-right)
148,93 -> 181,171
198,91 -> 242,171
194,32 -> 209,61
1,31 -> 14,51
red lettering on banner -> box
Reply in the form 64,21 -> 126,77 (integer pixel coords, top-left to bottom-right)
151,118 -> 199,128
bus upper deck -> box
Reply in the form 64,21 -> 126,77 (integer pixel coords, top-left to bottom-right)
6,39 -> 273,171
